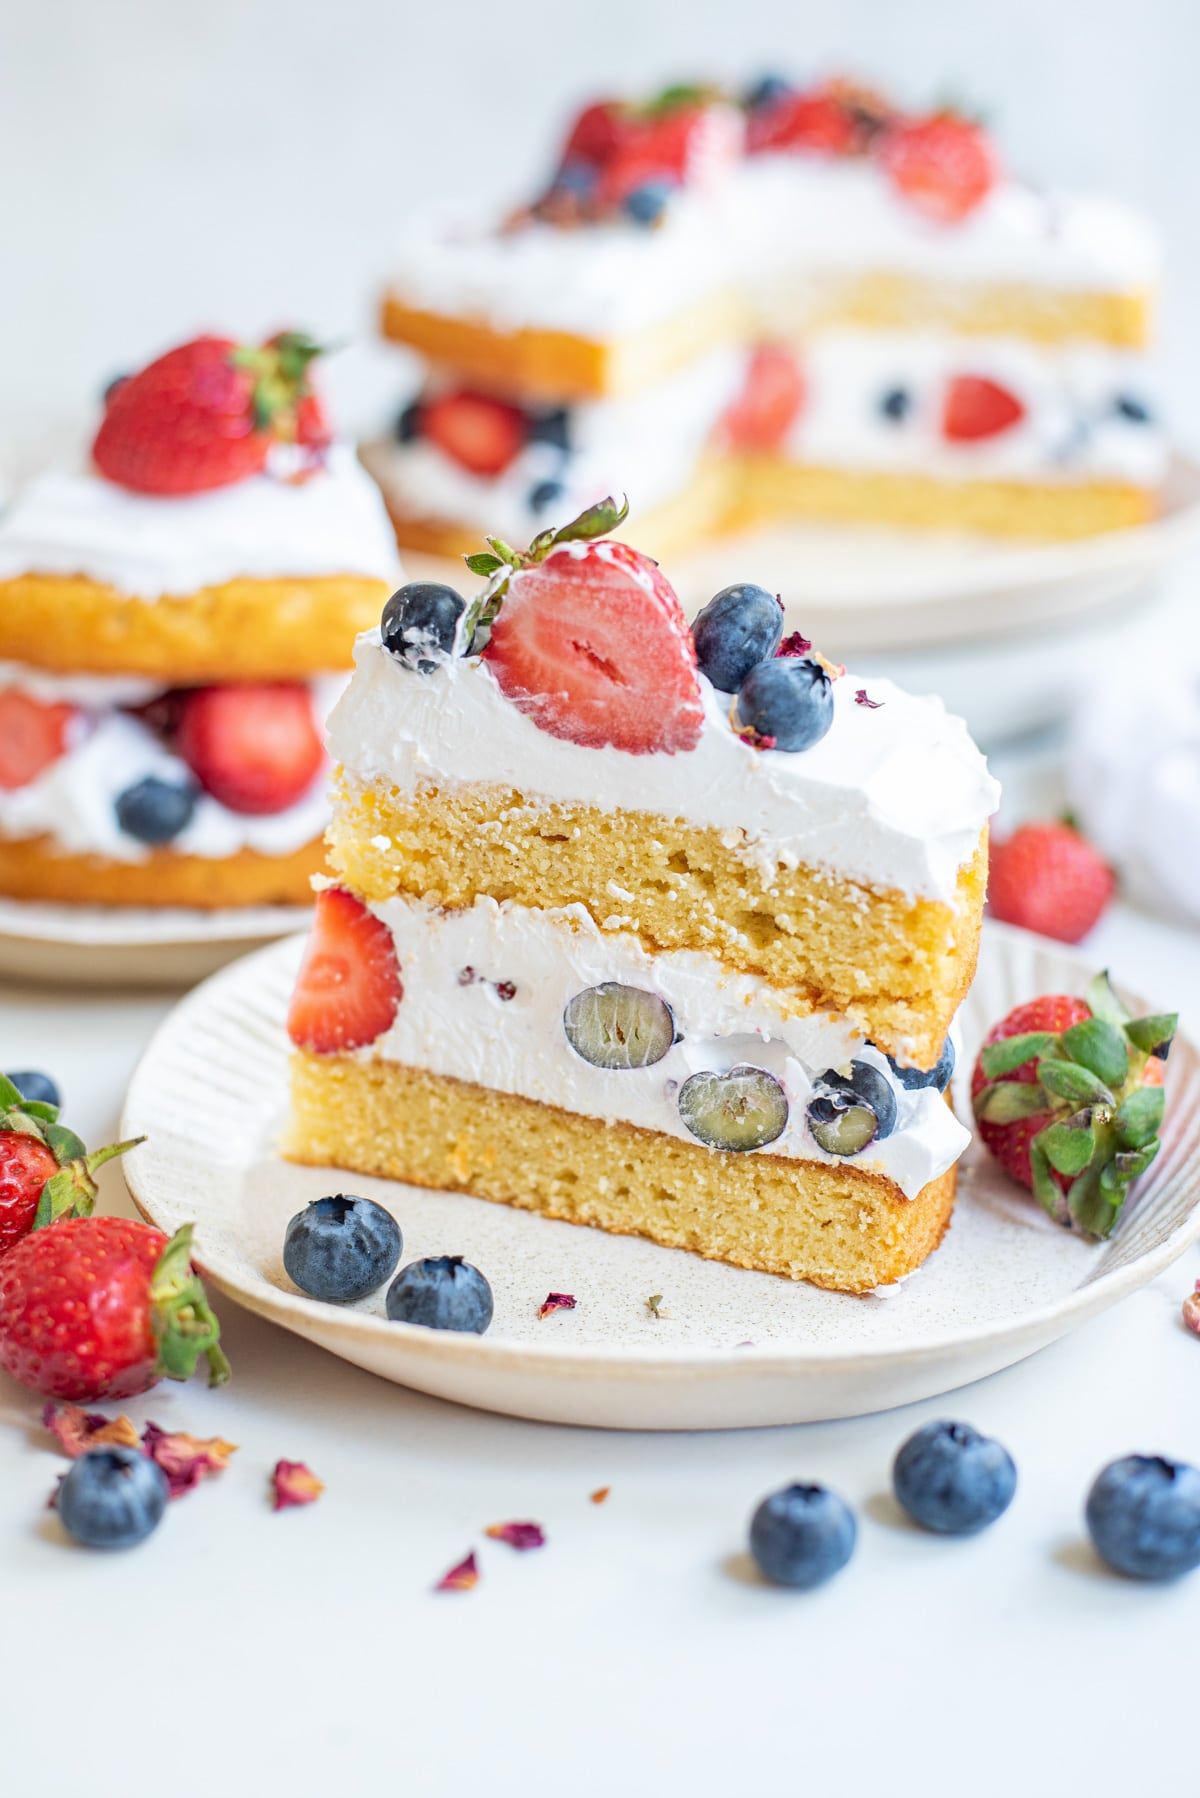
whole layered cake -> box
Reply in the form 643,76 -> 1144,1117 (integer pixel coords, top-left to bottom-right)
366,76 -> 1165,557
0,333 -> 400,907
284,499 -> 999,1292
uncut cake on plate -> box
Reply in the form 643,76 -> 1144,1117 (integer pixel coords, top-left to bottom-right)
284,498 -> 998,1293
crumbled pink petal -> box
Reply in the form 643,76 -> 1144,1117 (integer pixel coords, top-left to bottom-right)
776,631 -> 813,658
590,1486 -> 611,1505
855,688 -> 884,709
142,1423 -> 238,1499
272,1459 -> 324,1510
1182,1284 -> 1200,1336
538,1292 -> 577,1320
436,1550 -> 480,1591
43,1402 -> 139,1458
485,1520 -> 546,1550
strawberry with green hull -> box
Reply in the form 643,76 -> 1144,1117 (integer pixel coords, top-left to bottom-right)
0,1072 -> 143,1257
971,974 -> 1175,1239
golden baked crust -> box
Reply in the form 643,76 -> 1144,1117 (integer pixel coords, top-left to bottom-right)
285,1053 -> 956,1291
0,833 -> 324,907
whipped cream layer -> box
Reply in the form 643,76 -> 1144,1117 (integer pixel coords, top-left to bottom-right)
329,606 -> 998,906
0,665 -> 343,862
0,445 -> 402,600
365,892 -> 968,1198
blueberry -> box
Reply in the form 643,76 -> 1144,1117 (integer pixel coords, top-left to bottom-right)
114,776 -> 197,845
1085,1455 -> 1200,1579
880,386 -> 912,422
807,1060 -> 898,1156
57,1446 -> 169,1551
554,158 -> 596,198
381,581 -> 467,674
527,407 -> 572,451
749,1482 -> 857,1589
888,1036 -> 955,1094
745,73 -> 795,110
736,657 -> 833,753
678,1064 -> 788,1152
1112,393 -> 1154,425
892,1420 -> 1017,1536
102,373 -> 130,407
394,398 -> 423,443
283,1194 -> 403,1304
691,583 -> 784,693
563,982 -> 675,1070
529,478 -> 566,513
6,1069 -> 61,1108
386,1255 -> 493,1334
623,181 -> 674,226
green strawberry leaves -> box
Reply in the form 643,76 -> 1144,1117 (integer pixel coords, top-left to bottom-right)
150,1223 -> 231,1389
459,494 -> 630,652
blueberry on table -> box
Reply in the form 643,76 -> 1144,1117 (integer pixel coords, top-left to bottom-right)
888,1037 -> 955,1094
1085,1455 -> 1200,1579
6,1069 -> 61,1108
381,582 -> 467,674
749,1482 -> 857,1589
678,1065 -> 788,1152
807,1061 -> 897,1156
283,1194 -> 403,1304
736,656 -> 833,752
892,1420 -> 1017,1535
386,1255 -> 494,1334
691,583 -> 784,693
57,1446 -> 169,1550
114,775 -> 198,845
562,983 -> 675,1070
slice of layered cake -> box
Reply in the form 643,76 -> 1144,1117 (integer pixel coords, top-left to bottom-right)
285,499 -> 997,1292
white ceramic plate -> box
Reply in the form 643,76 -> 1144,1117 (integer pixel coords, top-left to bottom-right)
0,894 -> 311,988
120,921 -> 1200,1431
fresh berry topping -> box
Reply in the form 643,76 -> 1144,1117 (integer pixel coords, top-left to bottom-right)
381,582 -> 467,674
970,976 -> 1176,1236
723,346 -> 806,451
677,1065 -> 789,1152
102,372 -> 131,407
807,1060 -> 898,1157
0,689 -> 74,790
562,100 -> 628,167
881,114 -> 997,223
744,74 -> 795,111
92,331 -> 326,496
56,1446 -> 169,1551
283,1194 -> 403,1305
1086,1455 -> 1200,1580
0,1218 -> 228,1401
423,390 -> 527,477
0,1135 -> 59,1259
287,887 -> 403,1055
527,406 -> 571,451
1113,393 -> 1154,425
385,1255 -> 494,1334
892,1421 -> 1017,1535
597,149 -> 679,217
5,1070 -> 60,1108
529,478 -> 566,513
988,821 -> 1114,943
114,775 -> 198,845
562,983 -> 675,1070
293,389 -> 332,452
888,1036 -> 955,1093
735,657 -> 833,753
879,386 -> 913,421
554,159 -> 597,198
749,1483 -> 857,1589
175,683 -> 323,815
942,374 -> 1026,442
0,1072 -> 142,1258
691,583 -> 784,693
746,88 -> 859,156
395,399 -> 423,443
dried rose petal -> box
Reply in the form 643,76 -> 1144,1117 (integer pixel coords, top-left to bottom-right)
485,1520 -> 546,1550
538,1292 -> 577,1320
590,1486 -> 611,1505
43,1402 -> 139,1458
776,631 -> 813,658
855,688 -> 883,709
1183,1284 -> 1200,1336
272,1459 -> 325,1510
436,1550 -> 480,1591
142,1423 -> 238,1499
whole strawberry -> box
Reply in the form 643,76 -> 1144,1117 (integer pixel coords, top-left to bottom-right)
0,1217 -> 229,1402
0,1072 -> 142,1258
989,821 -> 1115,943
881,112 -> 997,223
93,331 -> 326,496
971,974 -> 1176,1238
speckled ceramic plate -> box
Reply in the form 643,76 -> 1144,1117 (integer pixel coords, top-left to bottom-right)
120,921 -> 1200,1429
0,894 -> 312,988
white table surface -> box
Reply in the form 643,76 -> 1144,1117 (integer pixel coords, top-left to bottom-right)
2,859 -> 1199,1797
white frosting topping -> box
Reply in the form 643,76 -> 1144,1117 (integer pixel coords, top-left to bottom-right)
0,444 -> 402,600
366,891 -> 968,1197
329,624 -> 998,905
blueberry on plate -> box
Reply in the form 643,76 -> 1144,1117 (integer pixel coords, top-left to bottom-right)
526,406 -> 572,451
386,1255 -> 494,1334
888,1036 -> 955,1094
807,1061 -> 897,1156
283,1194 -> 403,1304
892,1420 -> 1017,1535
57,1446 -> 169,1551
6,1069 -> 61,1108
736,657 -> 833,753
114,775 -> 197,845
1085,1454 -> 1200,1579
678,1065 -> 788,1152
879,386 -> 912,422
623,180 -> 674,226
529,478 -> 566,514
691,583 -> 784,693
381,582 -> 467,673
749,1482 -> 857,1589
394,398 -> 424,443
563,983 -> 675,1070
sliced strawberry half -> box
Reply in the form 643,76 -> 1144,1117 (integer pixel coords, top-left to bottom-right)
423,391 -> 527,477
483,541 -> 704,755
942,374 -> 1026,442
881,115 -> 997,224
0,689 -> 75,790
287,887 -> 403,1054
746,89 -> 858,156
175,684 -> 324,815
723,347 -> 806,451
